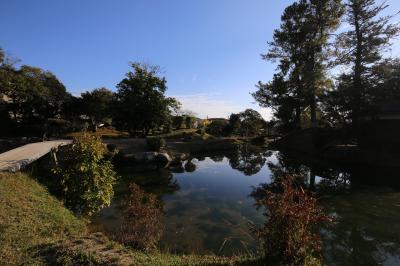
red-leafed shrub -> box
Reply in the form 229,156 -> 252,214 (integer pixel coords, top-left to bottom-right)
115,183 -> 163,251
253,176 -> 332,265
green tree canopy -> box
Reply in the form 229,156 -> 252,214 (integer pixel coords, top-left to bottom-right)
253,0 -> 343,131
80,87 -> 114,131
237,109 -> 266,137
113,63 -> 180,136
0,61 -> 71,125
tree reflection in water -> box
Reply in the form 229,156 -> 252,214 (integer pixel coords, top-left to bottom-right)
209,155 -> 224,162
250,150 -> 400,265
226,144 -> 267,176
95,146 -> 400,263
262,151 -> 353,196
189,144 -> 269,176
184,160 -> 196,172
125,168 -> 181,197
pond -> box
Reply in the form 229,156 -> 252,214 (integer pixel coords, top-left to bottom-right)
92,145 -> 400,265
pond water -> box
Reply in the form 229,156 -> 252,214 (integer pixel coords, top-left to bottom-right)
92,145 -> 400,265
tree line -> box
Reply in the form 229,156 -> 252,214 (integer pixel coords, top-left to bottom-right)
253,0 -> 400,135
0,54 -> 183,137
0,49 -> 269,138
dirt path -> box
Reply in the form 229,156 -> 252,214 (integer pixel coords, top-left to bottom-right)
0,140 -> 72,172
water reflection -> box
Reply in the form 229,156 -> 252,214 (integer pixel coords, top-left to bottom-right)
262,151 -> 353,195
226,145 -> 267,176
167,144 -> 270,177
93,144 -> 400,264
184,160 -> 197,172
127,168 -> 181,196
251,149 -> 400,265
321,189 -> 400,266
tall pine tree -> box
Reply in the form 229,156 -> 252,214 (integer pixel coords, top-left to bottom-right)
336,0 -> 400,129
302,0 -> 343,126
253,0 -> 343,130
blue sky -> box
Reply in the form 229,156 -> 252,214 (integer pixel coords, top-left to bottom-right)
1,0 -> 399,119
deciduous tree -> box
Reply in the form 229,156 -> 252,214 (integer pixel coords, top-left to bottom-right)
113,63 -> 180,136
80,87 -> 114,132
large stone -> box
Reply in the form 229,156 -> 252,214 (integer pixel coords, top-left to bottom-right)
135,152 -> 158,162
144,152 -> 158,161
156,152 -> 172,163
173,152 -> 188,162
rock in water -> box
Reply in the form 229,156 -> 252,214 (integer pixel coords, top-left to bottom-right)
156,152 -> 172,163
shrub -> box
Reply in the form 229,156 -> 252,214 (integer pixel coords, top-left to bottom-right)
146,137 -> 165,151
253,176 -> 332,265
251,135 -> 266,145
206,120 -> 229,137
52,133 -> 117,216
115,183 -> 163,251
46,118 -> 72,137
196,127 -> 205,135
106,143 -> 118,153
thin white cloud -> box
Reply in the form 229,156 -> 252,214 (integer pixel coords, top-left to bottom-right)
170,93 -> 273,120
171,94 -> 242,118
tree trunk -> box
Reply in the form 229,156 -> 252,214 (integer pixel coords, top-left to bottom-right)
309,169 -> 316,190
352,4 -> 363,132
310,94 -> 317,127
308,43 -> 318,128
91,119 -> 97,132
295,105 -> 301,129
294,71 -> 302,129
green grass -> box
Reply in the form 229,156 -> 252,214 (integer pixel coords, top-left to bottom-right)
0,171 -> 86,265
48,233 -> 257,266
64,128 -> 130,139
154,129 -> 198,139
168,138 -> 242,154
0,172 -> 256,265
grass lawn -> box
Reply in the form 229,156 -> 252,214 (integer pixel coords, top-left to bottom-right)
64,127 -> 130,139
153,128 -> 198,139
64,128 -> 201,140
0,172 -> 86,265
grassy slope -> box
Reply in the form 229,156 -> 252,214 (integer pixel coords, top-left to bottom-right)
64,128 -> 130,139
50,234 -> 252,266
0,172 -> 86,265
0,172 -> 254,265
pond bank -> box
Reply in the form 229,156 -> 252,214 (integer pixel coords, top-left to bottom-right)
0,171 -> 256,265
105,137 -> 241,166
